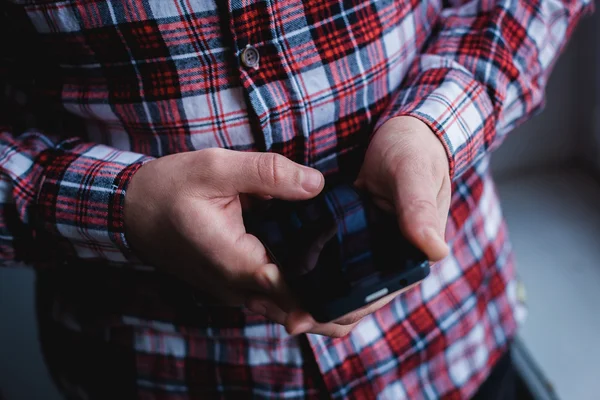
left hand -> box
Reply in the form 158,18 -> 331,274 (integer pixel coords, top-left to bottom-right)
246,117 -> 452,337
355,115 -> 451,261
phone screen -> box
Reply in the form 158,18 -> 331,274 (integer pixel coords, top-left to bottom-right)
244,184 -> 428,305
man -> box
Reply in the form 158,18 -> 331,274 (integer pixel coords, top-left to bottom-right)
0,0 -> 591,398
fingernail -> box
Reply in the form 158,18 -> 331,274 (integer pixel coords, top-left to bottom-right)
301,169 -> 323,192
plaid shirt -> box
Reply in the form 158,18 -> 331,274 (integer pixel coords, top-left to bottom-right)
1,0 -> 591,398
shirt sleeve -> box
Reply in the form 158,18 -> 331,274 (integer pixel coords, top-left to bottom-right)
0,130 -> 153,265
376,0 -> 594,179
0,6 -> 155,266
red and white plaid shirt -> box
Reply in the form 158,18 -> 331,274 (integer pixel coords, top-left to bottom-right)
0,0 -> 591,398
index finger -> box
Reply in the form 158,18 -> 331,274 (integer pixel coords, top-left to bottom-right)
250,262 -> 297,312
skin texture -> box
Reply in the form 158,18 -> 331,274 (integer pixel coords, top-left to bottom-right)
125,148 -> 325,306
125,116 -> 451,337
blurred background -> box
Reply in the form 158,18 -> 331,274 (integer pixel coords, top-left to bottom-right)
1,7 -> 599,400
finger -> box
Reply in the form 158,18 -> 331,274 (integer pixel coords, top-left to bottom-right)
284,310 -> 317,334
245,297 -> 309,333
168,262 -> 248,306
285,311 -> 357,338
213,150 -> 324,200
283,285 -> 417,333
332,290 -> 401,325
194,285 -> 247,307
437,200 -> 450,239
247,299 -> 355,338
251,263 -> 296,311
223,233 -> 276,287
204,231 -> 289,308
212,231 -> 274,291
437,181 -> 452,238
188,201 -> 288,306
225,236 -> 296,310
246,296 -> 288,325
370,194 -> 395,214
392,168 -> 449,261
330,282 -> 421,326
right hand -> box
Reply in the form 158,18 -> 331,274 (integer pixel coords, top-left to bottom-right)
124,148 -> 324,307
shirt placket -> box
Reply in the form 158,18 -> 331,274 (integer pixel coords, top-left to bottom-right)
224,2 -> 348,394
224,0 -> 318,167
224,0 -> 275,153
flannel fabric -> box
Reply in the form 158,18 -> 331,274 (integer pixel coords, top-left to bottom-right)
1,0 -> 591,398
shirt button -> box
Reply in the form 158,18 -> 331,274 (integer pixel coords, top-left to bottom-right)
241,45 -> 260,69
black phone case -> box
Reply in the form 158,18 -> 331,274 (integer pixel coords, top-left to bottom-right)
245,183 -> 431,323
291,261 -> 430,323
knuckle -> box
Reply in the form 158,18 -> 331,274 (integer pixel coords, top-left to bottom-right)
252,269 -> 267,290
400,197 -> 440,230
256,153 -> 278,186
401,197 -> 437,219
256,153 -> 290,187
197,148 -> 227,177
406,197 -> 437,213
200,147 -> 224,166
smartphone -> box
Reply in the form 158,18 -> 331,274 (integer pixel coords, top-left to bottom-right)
244,183 -> 430,323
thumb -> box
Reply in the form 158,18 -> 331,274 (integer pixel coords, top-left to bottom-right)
217,150 -> 324,200
393,174 -> 449,262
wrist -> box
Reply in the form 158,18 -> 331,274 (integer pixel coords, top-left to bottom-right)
123,159 -> 157,260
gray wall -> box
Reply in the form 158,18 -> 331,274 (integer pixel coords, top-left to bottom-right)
585,7 -> 600,172
492,14 -> 597,178
0,267 -> 60,400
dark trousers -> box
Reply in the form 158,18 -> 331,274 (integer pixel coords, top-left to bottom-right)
472,350 -> 517,400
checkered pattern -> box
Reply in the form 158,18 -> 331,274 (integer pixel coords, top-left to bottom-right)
1,0 -> 592,398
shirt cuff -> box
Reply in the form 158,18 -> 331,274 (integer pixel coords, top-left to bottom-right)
375,56 -> 497,179
36,141 -> 154,263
